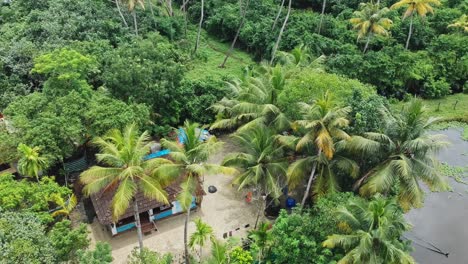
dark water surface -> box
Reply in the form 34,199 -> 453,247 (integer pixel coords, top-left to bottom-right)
406,128 -> 468,264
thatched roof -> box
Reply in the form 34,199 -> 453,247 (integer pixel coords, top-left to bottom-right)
90,182 -> 182,225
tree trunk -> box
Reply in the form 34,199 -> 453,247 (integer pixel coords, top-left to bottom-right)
317,0 -> 327,34
133,199 -> 144,253
199,245 -> 202,263
405,12 -> 414,50
300,149 -> 321,207
182,0 -> 189,37
363,34 -> 371,53
194,0 -> 204,54
184,207 -> 192,264
148,0 -> 155,17
167,0 -> 174,16
272,0 -> 285,30
115,0 -> 129,28
270,0 -> 292,65
132,10 -> 138,36
219,0 -> 251,68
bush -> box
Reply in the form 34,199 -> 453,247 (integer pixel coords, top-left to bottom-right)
278,70 -> 375,120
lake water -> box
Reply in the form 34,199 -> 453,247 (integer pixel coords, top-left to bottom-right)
405,128 -> 468,264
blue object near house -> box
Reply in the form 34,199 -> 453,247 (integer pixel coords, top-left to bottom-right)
286,197 -> 296,208
143,149 -> 171,161
178,128 -> 210,144
116,222 -> 136,233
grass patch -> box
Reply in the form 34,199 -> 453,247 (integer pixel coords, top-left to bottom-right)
394,93 -> 468,122
185,30 -> 255,81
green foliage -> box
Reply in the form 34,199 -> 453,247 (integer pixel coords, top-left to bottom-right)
346,90 -> 389,134
0,211 -> 56,264
323,195 -> 414,263
229,246 -> 253,264
48,220 -> 90,262
127,247 -> 172,264
278,70 -> 375,120
31,48 -> 98,97
17,143 -> 49,180
101,33 -> 187,127
266,192 -> 355,263
0,174 -> 71,223
77,242 -> 113,264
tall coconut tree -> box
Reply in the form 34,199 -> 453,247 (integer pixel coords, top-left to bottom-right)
391,0 -> 441,49
347,99 -> 449,210
152,121 -> 236,264
194,0 -> 204,54
317,0 -> 327,34
115,0 -> 129,28
272,0 -> 286,30
270,0 -> 292,64
220,0 -> 251,68
17,143 -> 49,181
222,125 -> 288,227
448,14 -> 468,32
80,124 -> 170,254
189,218 -> 214,262
123,0 -> 145,35
210,66 -> 290,132
350,2 -> 393,53
323,195 -> 415,264
291,92 -> 351,207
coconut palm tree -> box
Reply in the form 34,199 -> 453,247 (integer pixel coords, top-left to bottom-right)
80,124 -> 170,254
350,2 -> 393,53
222,125 -> 288,227
391,0 -> 441,49
248,222 -> 272,262
210,66 -> 290,132
270,0 -> 292,64
323,195 -> 415,264
123,0 -> 145,35
220,0 -> 252,68
272,0 -> 286,30
115,0 -> 129,28
189,218 -> 214,262
317,0 -> 327,34
290,92 -> 351,207
347,99 -> 449,210
50,194 -> 78,218
194,0 -> 204,54
152,121 -> 236,264
448,14 -> 468,32
17,143 -> 48,181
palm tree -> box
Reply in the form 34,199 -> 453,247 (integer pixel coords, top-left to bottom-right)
288,92 -> 351,207
123,0 -> 145,35
323,195 -> 415,264
391,0 -> 441,49
347,99 -> 449,210
210,66 -> 290,132
448,14 -> 468,32
17,143 -> 48,181
220,0 -> 251,68
152,121 -> 236,264
270,0 -> 292,64
50,194 -> 78,218
317,0 -> 327,34
248,222 -> 272,262
222,125 -> 287,227
189,218 -> 214,262
272,0 -> 286,30
350,2 -> 393,53
194,0 -> 204,54
80,124 -> 170,254
115,0 -> 129,28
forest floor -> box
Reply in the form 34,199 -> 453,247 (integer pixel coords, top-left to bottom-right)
87,136 -> 259,263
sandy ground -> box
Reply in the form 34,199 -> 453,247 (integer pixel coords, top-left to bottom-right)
405,128 -> 468,264
88,136 -> 258,263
